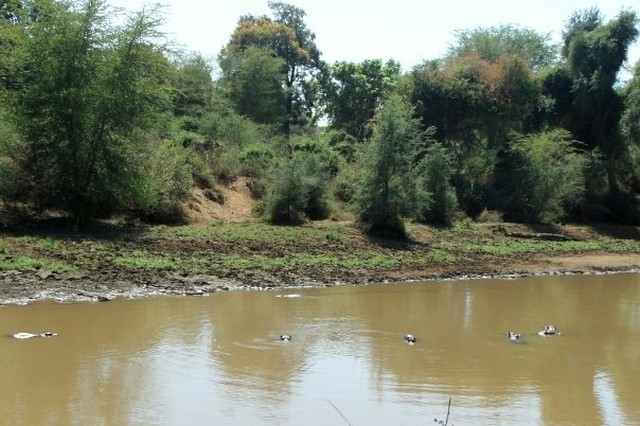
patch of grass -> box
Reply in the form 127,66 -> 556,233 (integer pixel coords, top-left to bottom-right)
325,225 -> 343,242
35,237 -> 61,250
114,251 -> 180,271
164,221 -> 320,243
0,256 -> 74,271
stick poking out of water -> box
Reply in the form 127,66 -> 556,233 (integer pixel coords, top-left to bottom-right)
325,399 -> 352,426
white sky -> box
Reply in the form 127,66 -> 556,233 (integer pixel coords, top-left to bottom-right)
107,0 -> 640,75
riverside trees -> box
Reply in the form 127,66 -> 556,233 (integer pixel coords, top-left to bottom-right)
1,2 -> 639,232
0,0 -> 191,220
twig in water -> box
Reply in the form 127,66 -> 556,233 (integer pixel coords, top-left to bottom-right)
326,399 -> 353,426
434,396 -> 453,426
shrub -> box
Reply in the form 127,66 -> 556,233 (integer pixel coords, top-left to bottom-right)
263,149 -> 333,224
239,143 -> 275,177
498,130 -> 586,223
415,142 -> 458,226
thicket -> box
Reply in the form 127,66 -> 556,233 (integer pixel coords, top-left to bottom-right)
1,1 -> 639,235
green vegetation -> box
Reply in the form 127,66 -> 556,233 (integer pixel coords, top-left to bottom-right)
0,221 -> 638,281
0,1 -> 639,236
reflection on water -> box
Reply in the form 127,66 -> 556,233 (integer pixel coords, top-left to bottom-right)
1,273 -> 639,425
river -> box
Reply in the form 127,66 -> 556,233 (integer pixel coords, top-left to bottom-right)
1,273 -> 639,425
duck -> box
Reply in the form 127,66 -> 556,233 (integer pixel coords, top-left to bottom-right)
280,334 -> 292,341
10,331 -> 58,339
404,334 -> 417,344
10,332 -> 38,339
507,331 -> 522,341
538,325 -> 558,336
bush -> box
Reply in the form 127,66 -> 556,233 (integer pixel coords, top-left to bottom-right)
263,150 -> 333,224
415,142 -> 458,226
239,143 -> 275,177
128,140 -> 193,223
332,161 -> 363,203
497,130 -> 586,223
263,157 -> 308,224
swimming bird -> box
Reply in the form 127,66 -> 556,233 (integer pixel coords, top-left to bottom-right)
538,325 -> 558,336
404,334 -> 417,344
280,334 -> 292,341
507,331 -> 522,341
10,332 -> 38,339
10,332 -> 57,339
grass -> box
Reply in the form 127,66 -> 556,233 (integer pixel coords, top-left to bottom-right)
1,219 -> 639,278
163,220 -> 321,243
0,255 -> 74,272
113,251 -> 180,271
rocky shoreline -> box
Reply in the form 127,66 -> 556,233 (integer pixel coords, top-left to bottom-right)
2,253 -> 638,305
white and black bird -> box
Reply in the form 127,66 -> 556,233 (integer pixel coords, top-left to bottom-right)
404,334 -> 417,344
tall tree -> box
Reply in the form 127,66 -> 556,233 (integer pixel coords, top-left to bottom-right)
172,53 -> 215,119
2,0 -> 178,218
563,8 -> 639,195
218,45 -> 286,125
356,94 -> 421,238
221,1 -> 323,135
322,59 -> 400,140
448,24 -> 558,71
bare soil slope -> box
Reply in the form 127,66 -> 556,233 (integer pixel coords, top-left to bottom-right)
182,177 -> 255,223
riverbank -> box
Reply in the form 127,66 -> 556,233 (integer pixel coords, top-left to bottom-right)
1,219 -> 639,305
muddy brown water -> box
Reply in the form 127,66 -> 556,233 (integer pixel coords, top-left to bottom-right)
1,273 -> 639,426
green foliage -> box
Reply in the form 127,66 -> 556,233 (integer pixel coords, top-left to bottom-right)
0,101 -> 23,198
322,59 -> 401,140
453,139 -> 497,218
218,45 -> 287,125
223,2 -> 323,134
264,156 -> 308,224
415,143 -> 458,226
449,24 -> 558,71
332,160 -> 363,204
356,95 -> 421,238
497,130 -> 586,223
622,61 -> 640,147
0,0 -> 181,219
562,8 -> 639,195
199,101 -> 266,147
290,135 -> 341,178
238,143 -> 275,177
172,53 -> 215,119
264,147 -> 333,224
410,53 -> 540,150
129,139 -> 193,222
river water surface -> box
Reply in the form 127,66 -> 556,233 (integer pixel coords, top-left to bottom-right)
1,273 -> 639,425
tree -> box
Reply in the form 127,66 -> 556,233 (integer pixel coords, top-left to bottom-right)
562,9 -> 639,195
172,53 -> 215,119
449,24 -> 558,71
322,59 -> 401,140
221,1 -> 323,135
622,61 -> 640,147
2,0 -> 184,219
218,45 -> 286,125
620,61 -> 640,193
414,142 -> 458,226
356,95 -> 421,238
